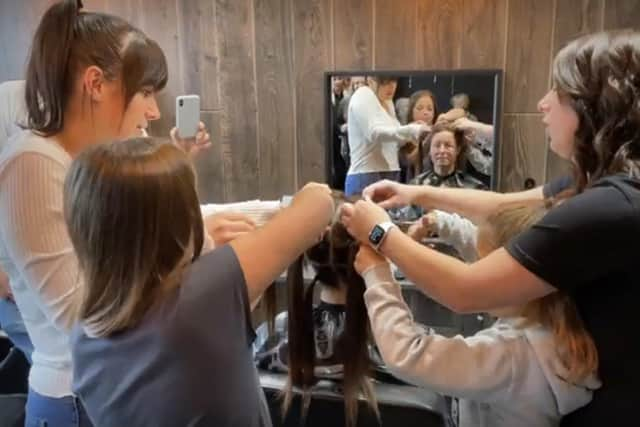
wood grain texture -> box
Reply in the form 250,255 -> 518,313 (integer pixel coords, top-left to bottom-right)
193,111 -> 226,202
460,0 -> 507,69
604,0 -> 640,29
504,0 -> 554,113
374,0 -> 416,69
416,0 -> 463,69
554,0 -> 604,53
293,0 -> 332,186
334,0 -> 373,69
500,114 -> 548,192
177,0 -> 219,111
216,0 -> 258,201
254,0 -> 296,198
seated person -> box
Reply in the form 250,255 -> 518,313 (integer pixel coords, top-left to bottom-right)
414,122 -> 486,190
356,205 -> 601,427
390,123 -> 486,241
254,195 -> 385,426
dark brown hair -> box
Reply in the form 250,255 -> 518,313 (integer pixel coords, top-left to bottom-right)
25,0 -> 168,136
553,30 -> 640,192
64,138 -> 203,336
408,89 -> 439,125
482,206 -> 598,384
265,194 -> 378,426
418,121 -> 468,174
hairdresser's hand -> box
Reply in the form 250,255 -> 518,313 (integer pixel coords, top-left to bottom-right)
0,268 -> 12,301
340,199 -> 390,244
205,212 -> 256,246
354,245 -> 388,276
452,117 -> 477,132
170,121 -> 211,158
362,180 -> 420,209
407,212 -> 438,241
292,182 -> 334,213
436,108 -> 466,125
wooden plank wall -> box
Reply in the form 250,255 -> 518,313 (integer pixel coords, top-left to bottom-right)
1,0 -> 640,198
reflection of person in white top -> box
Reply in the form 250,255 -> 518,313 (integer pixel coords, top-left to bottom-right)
345,76 -> 428,196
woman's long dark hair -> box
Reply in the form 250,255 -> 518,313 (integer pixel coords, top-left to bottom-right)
264,195 -> 378,426
25,0 -> 167,136
553,30 -> 640,191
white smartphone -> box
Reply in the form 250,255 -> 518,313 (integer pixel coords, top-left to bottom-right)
176,95 -> 200,139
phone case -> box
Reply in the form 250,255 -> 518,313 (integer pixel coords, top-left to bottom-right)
176,95 -> 200,138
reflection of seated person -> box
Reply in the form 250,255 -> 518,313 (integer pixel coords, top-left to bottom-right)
345,77 -> 428,196
254,200 -> 381,426
414,122 -> 487,190
438,108 -> 495,180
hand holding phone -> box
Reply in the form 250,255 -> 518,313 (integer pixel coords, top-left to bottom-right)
176,95 -> 200,139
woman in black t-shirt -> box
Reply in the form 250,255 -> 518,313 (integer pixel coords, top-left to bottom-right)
340,31 -> 640,426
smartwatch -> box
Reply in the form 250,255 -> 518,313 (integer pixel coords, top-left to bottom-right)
368,221 -> 396,251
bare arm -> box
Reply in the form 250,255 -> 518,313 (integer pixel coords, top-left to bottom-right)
379,227 -> 554,313
342,199 -> 554,313
230,184 -> 334,305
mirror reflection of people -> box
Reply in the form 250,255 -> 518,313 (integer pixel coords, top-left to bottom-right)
345,76 -> 428,196
342,30 -> 640,426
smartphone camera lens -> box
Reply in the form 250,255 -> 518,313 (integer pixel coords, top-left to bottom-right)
179,99 -> 184,107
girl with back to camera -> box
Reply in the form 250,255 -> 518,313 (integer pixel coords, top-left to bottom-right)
65,137 -> 334,426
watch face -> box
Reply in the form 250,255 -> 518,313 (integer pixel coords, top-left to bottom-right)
369,225 -> 385,245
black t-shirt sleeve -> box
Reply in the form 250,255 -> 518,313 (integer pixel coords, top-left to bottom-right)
506,180 -> 640,293
542,175 -> 574,199
179,244 -> 255,346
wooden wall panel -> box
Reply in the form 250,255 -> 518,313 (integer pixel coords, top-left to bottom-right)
416,0 -> 463,69
293,0 -> 332,185
504,0 -> 554,114
501,114 -> 548,192
373,0 -> 416,69
334,0 -> 373,70
177,0 -> 219,111
193,111 -> 226,202
216,0 -> 258,201
254,0 -> 296,198
460,0 -> 507,69
554,0 -> 603,52
604,0 -> 640,29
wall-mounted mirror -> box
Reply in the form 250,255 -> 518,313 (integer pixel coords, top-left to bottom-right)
325,70 -> 503,194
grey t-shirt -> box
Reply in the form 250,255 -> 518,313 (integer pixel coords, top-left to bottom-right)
71,245 -> 271,427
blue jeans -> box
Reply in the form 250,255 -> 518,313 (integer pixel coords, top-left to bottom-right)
0,298 -> 33,363
25,388 -> 93,427
344,171 -> 401,197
